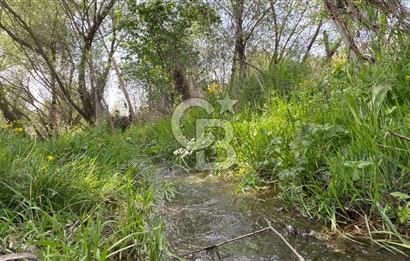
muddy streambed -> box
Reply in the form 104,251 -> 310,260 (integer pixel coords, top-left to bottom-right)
158,167 -> 406,260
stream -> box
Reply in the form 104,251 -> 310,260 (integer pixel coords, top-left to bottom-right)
158,167 -> 407,261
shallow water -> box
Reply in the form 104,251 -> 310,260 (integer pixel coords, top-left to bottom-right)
159,168 -> 406,261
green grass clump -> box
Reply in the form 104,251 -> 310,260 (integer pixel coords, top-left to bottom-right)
150,54 -> 410,252
227,57 -> 410,252
0,126 -> 165,260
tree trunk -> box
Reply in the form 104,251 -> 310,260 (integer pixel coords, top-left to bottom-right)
48,45 -> 58,131
78,41 -> 96,124
324,0 -> 363,62
231,0 -> 247,81
49,78 -> 58,130
0,86 -> 21,123
302,20 -> 323,62
111,56 -> 136,121
172,66 -> 191,101
323,30 -> 342,61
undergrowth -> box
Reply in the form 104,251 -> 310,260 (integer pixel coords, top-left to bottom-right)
0,126 -> 167,260
141,51 -> 410,253
1,51 -> 409,258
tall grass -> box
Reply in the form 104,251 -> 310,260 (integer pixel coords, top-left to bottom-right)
226,56 -> 410,252
2,51 -> 408,258
146,55 -> 410,253
0,126 -> 166,260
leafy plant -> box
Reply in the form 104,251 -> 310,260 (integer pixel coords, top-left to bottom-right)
391,192 -> 410,225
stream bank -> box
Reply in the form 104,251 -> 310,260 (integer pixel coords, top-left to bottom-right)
158,167 -> 406,260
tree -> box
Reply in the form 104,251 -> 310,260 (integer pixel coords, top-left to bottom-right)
121,0 -> 218,109
323,0 -> 410,62
215,0 -> 271,81
60,0 -> 117,123
0,0 -> 118,126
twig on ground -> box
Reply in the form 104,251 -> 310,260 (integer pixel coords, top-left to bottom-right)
264,217 -> 305,261
182,227 -> 270,257
384,128 -> 410,142
182,218 -> 305,261
0,253 -> 38,261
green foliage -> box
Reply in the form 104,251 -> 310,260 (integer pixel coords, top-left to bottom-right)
226,56 -> 410,251
121,0 -> 218,104
146,50 -> 410,252
232,61 -> 310,110
391,192 -> 410,225
0,126 -> 166,259
2,0 -> 410,257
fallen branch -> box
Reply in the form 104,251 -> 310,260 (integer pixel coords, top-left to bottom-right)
264,217 -> 305,261
182,219 -> 305,261
0,253 -> 38,261
183,227 -> 270,257
384,128 -> 410,142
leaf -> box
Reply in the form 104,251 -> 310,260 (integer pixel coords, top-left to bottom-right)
371,85 -> 391,116
390,192 -> 410,201
386,106 -> 397,116
397,206 -> 410,224
346,94 -> 361,125
323,125 -> 347,139
357,161 -> 374,169
344,160 -> 373,169
144,146 -> 160,155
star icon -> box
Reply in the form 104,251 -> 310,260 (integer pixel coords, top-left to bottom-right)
217,94 -> 237,114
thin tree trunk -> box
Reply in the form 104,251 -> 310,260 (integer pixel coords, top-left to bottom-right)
78,42 -> 96,123
231,0 -> 246,81
49,46 -> 58,131
111,56 -> 136,120
302,20 -> 323,62
324,0 -> 363,62
49,78 -> 58,130
323,31 -> 342,61
0,88 -> 20,123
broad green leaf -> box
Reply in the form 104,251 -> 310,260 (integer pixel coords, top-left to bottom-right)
371,84 -> 391,116
390,192 -> 410,201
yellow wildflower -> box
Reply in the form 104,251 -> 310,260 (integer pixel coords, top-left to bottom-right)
405,75 -> 410,81
47,155 -> 55,161
208,82 -> 220,94
238,167 -> 247,175
300,79 -> 313,87
14,127 -> 24,133
4,124 -> 12,129
331,53 -> 347,67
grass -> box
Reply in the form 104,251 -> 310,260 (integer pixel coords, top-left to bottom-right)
138,52 -> 410,253
1,50 -> 409,258
0,126 -> 167,260
233,57 -> 410,252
